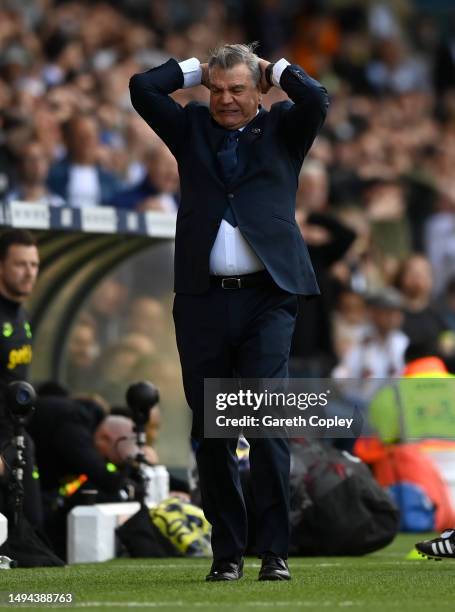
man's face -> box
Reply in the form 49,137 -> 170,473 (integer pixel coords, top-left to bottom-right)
68,323 -> 98,368
147,146 -> 179,193
370,306 -> 403,335
21,142 -> 49,184
401,257 -> 433,300
68,117 -> 99,161
93,417 -> 136,465
146,406 -> 161,446
0,244 -> 39,301
209,63 -> 261,130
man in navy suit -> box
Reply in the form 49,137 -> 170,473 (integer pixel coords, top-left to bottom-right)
130,43 -> 328,581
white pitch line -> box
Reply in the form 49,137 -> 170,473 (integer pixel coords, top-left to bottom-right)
104,562 -> 342,570
70,601 -> 455,610
72,601 -> 363,608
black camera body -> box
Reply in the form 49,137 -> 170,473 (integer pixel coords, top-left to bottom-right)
126,381 -> 159,427
125,381 -> 160,505
6,381 -> 36,425
2,381 -> 36,527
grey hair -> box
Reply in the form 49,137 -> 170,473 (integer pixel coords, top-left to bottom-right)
208,43 -> 261,85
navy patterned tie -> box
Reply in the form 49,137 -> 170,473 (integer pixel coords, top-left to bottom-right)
217,130 -> 241,227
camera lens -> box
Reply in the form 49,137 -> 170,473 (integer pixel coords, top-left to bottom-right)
6,381 -> 37,419
16,388 -> 31,404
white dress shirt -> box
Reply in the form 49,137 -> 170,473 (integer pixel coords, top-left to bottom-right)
179,57 -> 290,276
67,165 -> 101,208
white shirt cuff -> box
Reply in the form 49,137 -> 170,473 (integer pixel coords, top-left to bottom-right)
272,58 -> 291,88
179,57 -> 202,88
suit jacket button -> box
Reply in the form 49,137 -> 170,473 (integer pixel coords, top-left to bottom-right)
227,193 -> 234,199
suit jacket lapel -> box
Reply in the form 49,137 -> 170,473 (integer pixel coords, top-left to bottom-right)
231,108 -> 267,185
200,117 -> 226,187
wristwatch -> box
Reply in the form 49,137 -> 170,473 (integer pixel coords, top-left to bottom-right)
265,63 -> 275,87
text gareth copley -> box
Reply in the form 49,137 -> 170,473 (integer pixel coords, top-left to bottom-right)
215,415 -> 354,429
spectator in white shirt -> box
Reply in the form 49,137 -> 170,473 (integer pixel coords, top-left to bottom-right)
333,287 -> 409,379
47,114 -> 122,207
6,141 -> 65,206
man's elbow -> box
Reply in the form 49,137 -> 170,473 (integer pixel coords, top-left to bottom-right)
129,73 -> 147,110
298,80 -> 329,121
129,73 -> 141,98
315,85 -> 330,118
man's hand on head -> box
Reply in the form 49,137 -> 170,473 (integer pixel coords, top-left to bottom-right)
257,58 -> 273,94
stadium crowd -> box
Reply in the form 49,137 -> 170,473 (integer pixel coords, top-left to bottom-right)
0,0 -> 454,397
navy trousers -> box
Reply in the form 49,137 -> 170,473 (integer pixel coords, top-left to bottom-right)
173,282 -> 298,562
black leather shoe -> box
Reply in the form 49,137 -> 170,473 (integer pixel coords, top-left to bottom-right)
258,554 -> 291,581
206,558 -> 244,581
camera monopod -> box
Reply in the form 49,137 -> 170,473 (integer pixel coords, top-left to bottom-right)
6,381 -> 36,528
125,381 -> 160,504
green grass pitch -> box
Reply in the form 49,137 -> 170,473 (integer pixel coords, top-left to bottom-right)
1,534 -> 454,611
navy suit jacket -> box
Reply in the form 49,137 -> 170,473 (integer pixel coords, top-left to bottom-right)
129,59 -> 329,295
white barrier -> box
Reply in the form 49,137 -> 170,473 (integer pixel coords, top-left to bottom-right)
66,465 -> 169,563
67,502 -> 140,564
0,513 -> 7,546
67,464 -> 170,564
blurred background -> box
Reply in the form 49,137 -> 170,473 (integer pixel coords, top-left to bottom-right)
1,0 -> 454,467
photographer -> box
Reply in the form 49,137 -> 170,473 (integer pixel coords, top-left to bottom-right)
27,389 -> 156,560
0,229 -> 42,529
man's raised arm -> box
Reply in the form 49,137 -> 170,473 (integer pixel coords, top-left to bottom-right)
129,57 -> 204,155
263,58 -> 329,160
